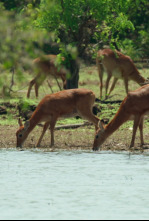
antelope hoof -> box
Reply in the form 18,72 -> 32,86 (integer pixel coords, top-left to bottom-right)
92,147 -> 99,151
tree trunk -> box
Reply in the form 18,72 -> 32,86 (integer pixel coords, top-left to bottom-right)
66,59 -> 80,89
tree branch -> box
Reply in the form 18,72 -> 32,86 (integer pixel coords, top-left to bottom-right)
60,0 -> 65,13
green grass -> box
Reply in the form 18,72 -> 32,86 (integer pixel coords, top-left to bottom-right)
57,117 -> 84,126
0,62 -> 149,128
1,63 -> 149,150
0,112 -> 17,125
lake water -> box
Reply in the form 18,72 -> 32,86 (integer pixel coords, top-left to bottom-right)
0,149 -> 149,220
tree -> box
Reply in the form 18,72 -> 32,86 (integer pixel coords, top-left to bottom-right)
126,0 -> 149,57
0,0 -> 41,11
1,0 -> 147,95
36,0 -> 134,89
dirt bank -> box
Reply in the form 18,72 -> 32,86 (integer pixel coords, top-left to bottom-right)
1,124 -> 149,153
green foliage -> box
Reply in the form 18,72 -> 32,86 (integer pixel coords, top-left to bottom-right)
138,30 -> 149,57
36,0 -> 135,55
18,98 -> 37,112
121,39 -> 143,60
0,0 -> 40,11
0,6 -> 53,97
56,44 -> 78,73
0,0 -> 149,96
122,0 -> 149,57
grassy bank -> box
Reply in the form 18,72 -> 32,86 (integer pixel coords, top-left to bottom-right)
0,64 -> 149,150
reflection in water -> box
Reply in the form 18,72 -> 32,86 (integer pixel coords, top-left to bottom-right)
0,149 -> 149,220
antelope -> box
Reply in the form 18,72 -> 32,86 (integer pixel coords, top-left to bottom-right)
97,48 -> 146,99
27,54 -> 67,98
16,88 -> 100,148
93,84 -> 149,151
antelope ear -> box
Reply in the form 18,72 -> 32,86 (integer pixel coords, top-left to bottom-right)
18,118 -> 23,127
99,121 -> 104,131
24,120 -> 30,131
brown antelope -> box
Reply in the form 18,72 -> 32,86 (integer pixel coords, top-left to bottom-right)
27,54 -> 67,98
93,84 -> 149,151
97,48 -> 146,99
16,88 -> 100,148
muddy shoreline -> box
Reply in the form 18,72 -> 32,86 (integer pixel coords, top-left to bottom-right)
1,124 -> 149,153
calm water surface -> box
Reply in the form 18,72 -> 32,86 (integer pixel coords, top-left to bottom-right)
0,149 -> 149,220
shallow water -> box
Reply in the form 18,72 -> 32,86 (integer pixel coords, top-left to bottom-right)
0,149 -> 149,220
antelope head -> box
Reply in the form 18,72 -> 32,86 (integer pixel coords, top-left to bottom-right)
93,121 -> 106,151
16,118 -> 30,148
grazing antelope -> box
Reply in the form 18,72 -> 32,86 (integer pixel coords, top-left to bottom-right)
27,55 -> 67,98
93,84 -> 149,151
16,88 -> 100,148
97,48 -> 146,99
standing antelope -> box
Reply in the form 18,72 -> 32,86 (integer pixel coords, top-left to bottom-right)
27,54 -> 67,98
93,84 -> 149,151
16,88 -> 100,148
97,48 -> 146,99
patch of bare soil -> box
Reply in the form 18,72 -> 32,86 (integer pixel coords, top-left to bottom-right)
1,124 -> 149,153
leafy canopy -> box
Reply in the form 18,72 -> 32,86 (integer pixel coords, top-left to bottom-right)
36,0 -> 134,50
